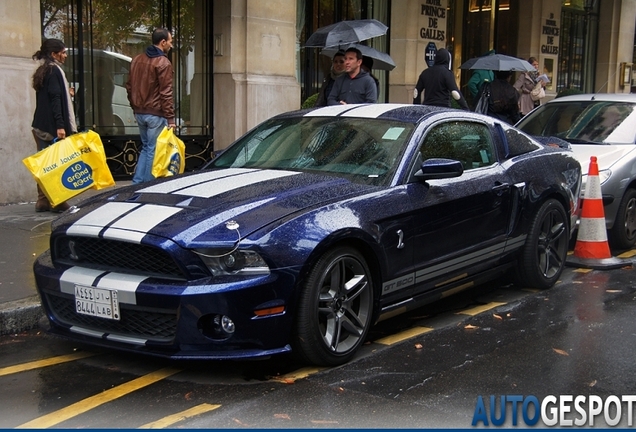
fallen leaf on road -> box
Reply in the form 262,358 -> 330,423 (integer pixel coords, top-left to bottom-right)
606,290 -> 622,293
184,391 -> 194,400
414,343 -> 423,349
552,348 -> 569,356
274,414 -> 291,420
233,418 -> 249,426
464,324 -> 479,329
493,314 -> 502,320
589,380 -> 597,387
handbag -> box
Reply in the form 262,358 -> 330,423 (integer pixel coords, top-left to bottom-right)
151,126 -> 186,178
22,130 -> 115,206
474,81 -> 491,115
530,82 -> 545,102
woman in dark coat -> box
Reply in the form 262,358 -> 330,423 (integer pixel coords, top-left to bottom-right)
31,38 -> 77,212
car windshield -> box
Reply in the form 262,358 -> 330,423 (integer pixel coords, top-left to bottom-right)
517,101 -> 636,144
210,116 -> 414,186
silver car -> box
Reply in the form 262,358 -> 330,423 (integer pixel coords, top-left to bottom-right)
516,94 -> 636,249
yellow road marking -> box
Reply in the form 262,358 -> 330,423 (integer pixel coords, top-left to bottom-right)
457,301 -> 506,316
138,403 -> 221,429
0,352 -> 96,377
270,366 -> 327,383
374,326 -> 433,345
17,367 -> 181,429
617,249 -> 636,258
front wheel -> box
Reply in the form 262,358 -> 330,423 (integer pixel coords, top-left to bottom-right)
293,246 -> 374,366
516,199 -> 569,289
609,188 -> 636,250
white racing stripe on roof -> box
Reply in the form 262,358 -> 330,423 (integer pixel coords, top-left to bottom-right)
175,169 -> 301,198
304,104 -> 359,116
340,103 -> 406,118
66,202 -> 141,237
137,168 -> 256,194
95,272 -> 147,305
102,205 -> 183,243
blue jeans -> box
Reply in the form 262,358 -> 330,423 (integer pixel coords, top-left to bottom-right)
132,113 -> 167,184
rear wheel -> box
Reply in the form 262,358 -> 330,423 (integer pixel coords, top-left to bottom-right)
609,188 -> 636,250
516,199 -> 569,289
293,246 -> 374,366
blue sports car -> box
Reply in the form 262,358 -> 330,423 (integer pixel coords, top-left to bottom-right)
34,104 -> 582,366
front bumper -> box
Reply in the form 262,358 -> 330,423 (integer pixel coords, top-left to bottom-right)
34,250 -> 298,360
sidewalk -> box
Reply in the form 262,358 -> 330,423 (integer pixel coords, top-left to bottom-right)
0,182 -> 131,335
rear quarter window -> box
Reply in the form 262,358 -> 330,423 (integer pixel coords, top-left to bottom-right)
504,127 -> 541,157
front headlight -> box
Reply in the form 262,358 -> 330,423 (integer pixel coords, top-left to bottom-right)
580,169 -> 611,195
194,249 -> 270,276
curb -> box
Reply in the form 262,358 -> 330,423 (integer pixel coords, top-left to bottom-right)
0,295 -> 45,335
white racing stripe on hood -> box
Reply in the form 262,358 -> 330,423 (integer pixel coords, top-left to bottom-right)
103,204 -> 183,243
175,169 -> 301,198
137,168 -> 256,194
67,202 -> 142,237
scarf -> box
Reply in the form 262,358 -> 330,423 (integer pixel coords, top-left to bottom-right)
54,62 -> 77,133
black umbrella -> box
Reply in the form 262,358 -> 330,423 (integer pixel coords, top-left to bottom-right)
320,44 -> 396,71
304,19 -> 388,48
459,54 -> 535,72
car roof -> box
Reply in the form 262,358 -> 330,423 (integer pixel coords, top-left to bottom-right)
277,103 -> 462,124
546,93 -> 636,103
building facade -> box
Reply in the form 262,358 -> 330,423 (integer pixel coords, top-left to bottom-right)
1,0 -> 634,204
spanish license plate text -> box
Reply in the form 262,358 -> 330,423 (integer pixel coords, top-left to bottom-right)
75,285 -> 120,320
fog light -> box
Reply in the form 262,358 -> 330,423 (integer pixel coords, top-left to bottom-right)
218,315 -> 235,333
198,313 -> 236,340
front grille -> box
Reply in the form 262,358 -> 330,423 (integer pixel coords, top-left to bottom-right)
46,292 -> 178,342
54,236 -> 187,279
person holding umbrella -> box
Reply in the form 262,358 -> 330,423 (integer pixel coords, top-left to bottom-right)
412,48 -> 469,110
327,47 -> 377,105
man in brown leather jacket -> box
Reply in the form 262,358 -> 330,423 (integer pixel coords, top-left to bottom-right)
126,28 -> 176,184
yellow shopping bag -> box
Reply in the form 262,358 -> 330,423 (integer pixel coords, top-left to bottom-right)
22,130 -> 115,206
152,126 -> 186,178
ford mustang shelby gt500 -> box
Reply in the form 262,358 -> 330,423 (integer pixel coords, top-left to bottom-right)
34,103 -> 581,366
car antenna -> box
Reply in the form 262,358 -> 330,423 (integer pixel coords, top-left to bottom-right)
591,68 -> 618,100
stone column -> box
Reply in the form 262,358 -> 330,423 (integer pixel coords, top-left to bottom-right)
0,0 -> 42,204
213,0 -> 300,150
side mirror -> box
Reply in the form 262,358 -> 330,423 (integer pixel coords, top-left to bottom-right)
415,158 -> 464,180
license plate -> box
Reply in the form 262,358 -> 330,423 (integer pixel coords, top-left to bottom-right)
74,285 -> 120,321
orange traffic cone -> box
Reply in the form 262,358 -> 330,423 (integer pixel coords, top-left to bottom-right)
567,156 -> 627,270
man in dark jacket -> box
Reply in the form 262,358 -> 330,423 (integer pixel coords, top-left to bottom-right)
327,47 -> 377,105
412,48 -> 469,110
126,28 -> 176,184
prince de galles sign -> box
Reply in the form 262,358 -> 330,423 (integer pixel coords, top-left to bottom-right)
419,0 -> 447,42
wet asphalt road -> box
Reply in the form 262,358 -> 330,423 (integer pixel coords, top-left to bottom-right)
1,262 -> 636,429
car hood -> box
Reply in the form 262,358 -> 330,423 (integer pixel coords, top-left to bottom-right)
58,168 -> 376,246
570,144 -> 636,175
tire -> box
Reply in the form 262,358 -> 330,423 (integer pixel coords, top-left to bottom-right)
609,188 -> 636,250
293,246 -> 374,366
516,199 -> 569,290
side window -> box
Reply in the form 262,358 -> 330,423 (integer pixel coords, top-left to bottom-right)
419,122 -> 496,170
504,127 -> 541,157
